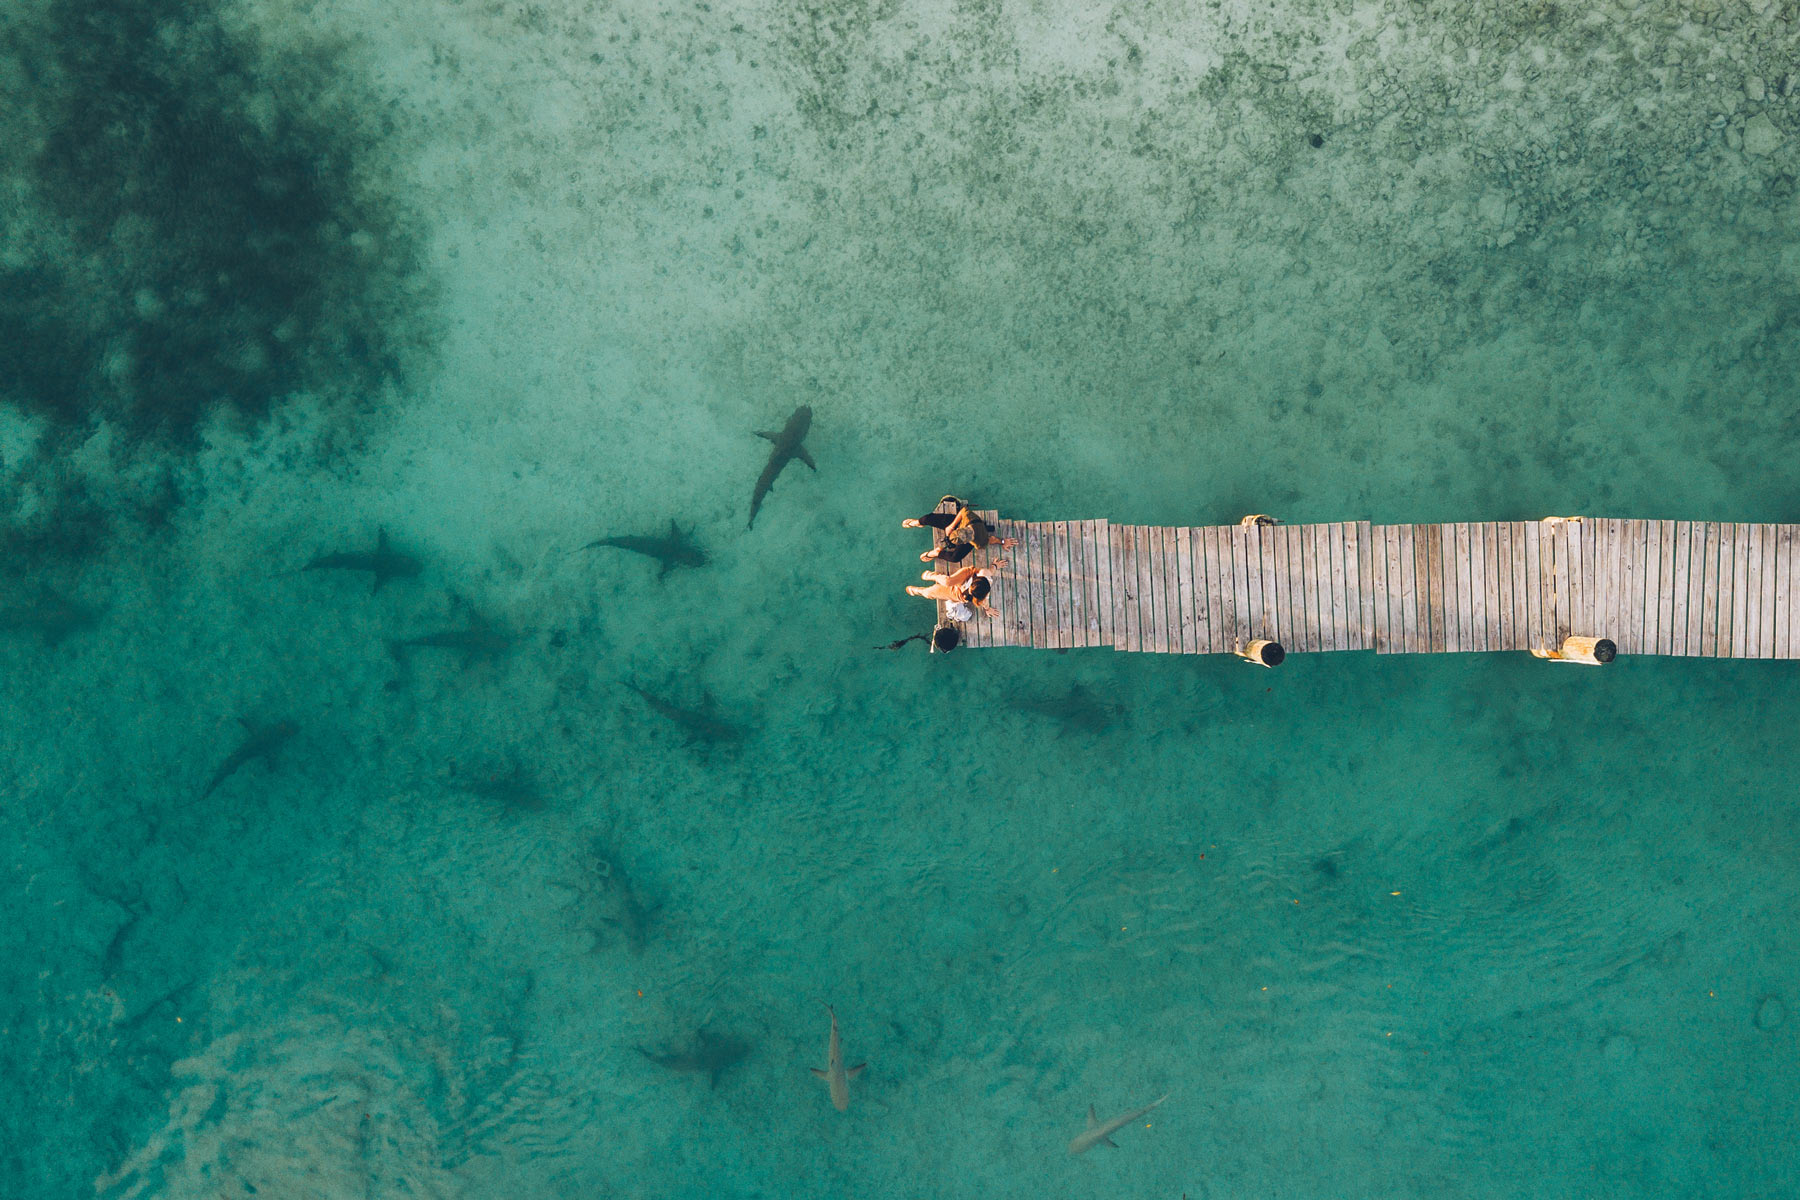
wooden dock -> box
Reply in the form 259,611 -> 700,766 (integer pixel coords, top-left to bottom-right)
927,506 -> 1800,658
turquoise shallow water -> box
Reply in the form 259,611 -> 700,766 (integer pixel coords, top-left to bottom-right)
4,0 -> 1799,1196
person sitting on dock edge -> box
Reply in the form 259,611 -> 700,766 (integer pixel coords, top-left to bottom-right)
907,560 -> 1007,619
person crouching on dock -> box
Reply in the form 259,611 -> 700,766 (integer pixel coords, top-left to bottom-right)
903,499 -> 1018,564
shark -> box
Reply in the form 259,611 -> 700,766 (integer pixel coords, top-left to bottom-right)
581,836 -> 660,955
390,604 -> 512,668
202,718 -> 298,798
0,587 -> 101,646
583,519 -> 708,578
301,528 -> 421,593
809,1005 -> 866,1112
1009,683 -> 1124,737
747,404 -> 815,529
638,1029 -> 752,1088
1067,1093 -> 1169,1155
627,683 -> 745,744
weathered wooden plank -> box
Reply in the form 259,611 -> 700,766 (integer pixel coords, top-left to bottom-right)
1698,522 -> 1721,656
1110,523 -> 1131,652
1042,522 -> 1064,652
1543,519 -> 1562,650
1468,521 -> 1483,651
1744,523 -> 1763,659
1090,521 -> 1111,648
1272,526 -> 1292,650
1610,517 -> 1626,650
1293,524 -> 1311,650
1199,527 -> 1221,653
1026,522 -> 1048,650
1758,522 -> 1776,658
1212,526 -> 1231,653
1723,522 -> 1742,656
1126,521 -> 1145,653
1548,520 -> 1567,645
1618,519 -> 1638,654
1171,527 -> 1190,654
1140,526 -> 1161,654
1519,521 -> 1540,651
1080,519 -> 1101,648
1124,521 -> 1143,652
1440,523 -> 1461,653
1252,525 -> 1274,646
1753,524 -> 1771,658
1295,524 -> 1316,652
1373,525 -> 1393,652
1480,522 -> 1499,650
1157,525 -> 1176,653
1332,523 -> 1350,652
1173,526 -> 1194,654
1188,527 -> 1207,653
1059,520 -> 1081,649
1414,524 -> 1435,653
1017,521 -> 1039,649
1058,520 -> 1077,649
1123,528 -> 1152,651
1371,524 -> 1390,652
1597,517 -> 1615,650
1136,526 -> 1157,653
1725,522 -> 1744,655
1593,518 -> 1612,642
1238,527 -> 1258,646
1670,521 -> 1691,656
1228,526 -> 1249,649
1446,522 -> 1463,651
1649,519 -> 1668,655
1392,523 -> 1411,654
1389,528 -> 1418,658
1418,522 -> 1438,654
1316,524 -> 1335,651
1216,528 -> 1245,651
1468,522 -> 1489,652
1759,524 -> 1777,659
1059,520 -> 1080,649
1157,524 -> 1178,653
1778,526 -> 1794,659
1317,521 -> 1332,651
1493,522 -> 1514,650
1509,522 -> 1528,651
1491,522 -> 1509,650
1626,519 -> 1645,654
1729,523 -> 1749,658
1685,521 -> 1707,655
1354,521 -> 1372,651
